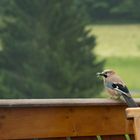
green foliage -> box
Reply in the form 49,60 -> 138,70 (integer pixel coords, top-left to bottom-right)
79,0 -> 140,21
0,0 -> 104,98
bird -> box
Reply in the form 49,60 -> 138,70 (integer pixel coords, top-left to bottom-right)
97,69 -> 138,107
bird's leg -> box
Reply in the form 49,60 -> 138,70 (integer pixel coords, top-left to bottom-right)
110,95 -> 121,100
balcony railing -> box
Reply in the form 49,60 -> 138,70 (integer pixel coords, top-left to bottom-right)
0,98 -> 139,140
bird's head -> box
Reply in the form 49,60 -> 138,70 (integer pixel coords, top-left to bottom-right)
96,69 -> 115,78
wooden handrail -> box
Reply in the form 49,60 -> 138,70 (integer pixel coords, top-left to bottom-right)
0,98 -> 139,140
0,98 -> 140,107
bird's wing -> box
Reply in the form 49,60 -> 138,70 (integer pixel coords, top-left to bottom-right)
105,75 -> 130,96
105,82 -> 131,97
111,82 -> 138,107
112,83 -> 138,107
112,83 -> 131,97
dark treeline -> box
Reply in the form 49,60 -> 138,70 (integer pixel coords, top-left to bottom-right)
81,0 -> 140,22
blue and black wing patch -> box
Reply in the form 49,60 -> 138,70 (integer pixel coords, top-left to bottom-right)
112,83 -> 129,93
112,83 -> 138,107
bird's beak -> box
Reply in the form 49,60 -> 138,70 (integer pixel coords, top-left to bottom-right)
96,72 -> 104,77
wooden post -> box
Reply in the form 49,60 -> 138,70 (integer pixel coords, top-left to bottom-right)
126,108 -> 140,140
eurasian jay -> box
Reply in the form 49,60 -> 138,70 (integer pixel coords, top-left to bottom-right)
97,69 -> 138,107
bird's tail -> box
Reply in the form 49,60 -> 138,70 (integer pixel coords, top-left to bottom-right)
121,94 -> 138,107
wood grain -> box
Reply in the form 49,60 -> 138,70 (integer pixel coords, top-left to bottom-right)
133,117 -> 140,140
0,99 -> 136,139
126,108 -> 140,118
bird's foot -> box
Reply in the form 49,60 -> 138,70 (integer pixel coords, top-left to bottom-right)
110,96 -> 120,100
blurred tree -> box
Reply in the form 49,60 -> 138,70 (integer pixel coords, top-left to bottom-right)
0,0 -> 104,98
131,0 -> 140,19
110,0 -> 134,19
82,0 -> 111,20
80,0 -> 140,22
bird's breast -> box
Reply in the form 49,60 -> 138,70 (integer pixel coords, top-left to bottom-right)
106,88 -> 119,96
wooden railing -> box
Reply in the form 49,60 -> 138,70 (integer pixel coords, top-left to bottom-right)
0,98 -> 139,140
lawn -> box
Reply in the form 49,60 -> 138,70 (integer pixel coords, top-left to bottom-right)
89,24 -> 140,57
88,24 -> 140,96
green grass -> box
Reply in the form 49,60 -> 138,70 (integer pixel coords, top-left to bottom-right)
88,24 -> 140,57
88,24 -> 140,96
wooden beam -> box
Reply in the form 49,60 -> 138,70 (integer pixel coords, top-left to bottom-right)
126,108 -> 140,118
0,98 -> 136,139
0,98 -> 139,107
126,108 -> 140,140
